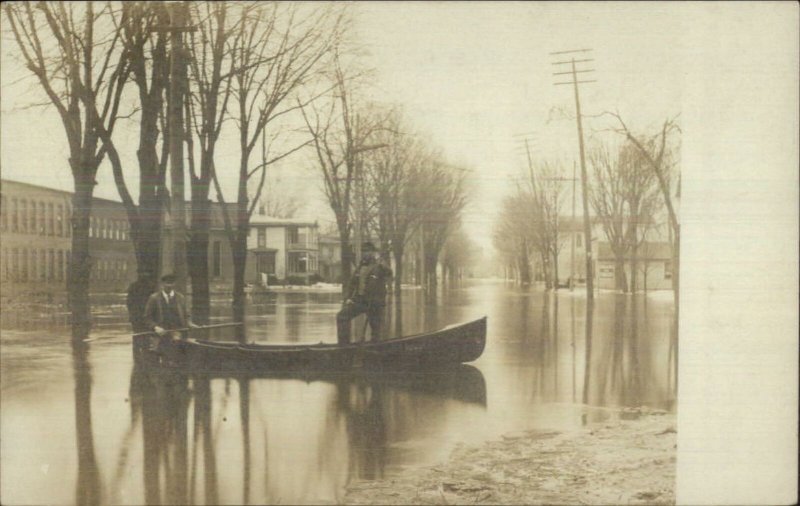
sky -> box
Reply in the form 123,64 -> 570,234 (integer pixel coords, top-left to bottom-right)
0,2 -> 751,253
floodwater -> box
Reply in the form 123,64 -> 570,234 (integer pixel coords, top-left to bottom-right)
0,280 -> 677,505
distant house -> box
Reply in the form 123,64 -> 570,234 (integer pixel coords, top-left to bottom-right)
595,241 -> 674,291
544,214 -> 675,291
247,213 -> 319,286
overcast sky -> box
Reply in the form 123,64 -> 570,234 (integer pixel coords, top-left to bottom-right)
0,2 -> 782,252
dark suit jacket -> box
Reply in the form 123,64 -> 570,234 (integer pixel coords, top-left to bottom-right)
144,291 -> 189,331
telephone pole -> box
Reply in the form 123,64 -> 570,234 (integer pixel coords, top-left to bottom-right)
552,48 -> 595,300
161,2 -> 194,291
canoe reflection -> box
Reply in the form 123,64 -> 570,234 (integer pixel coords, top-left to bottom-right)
127,364 -> 486,504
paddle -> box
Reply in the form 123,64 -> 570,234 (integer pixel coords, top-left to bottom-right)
81,322 -> 244,343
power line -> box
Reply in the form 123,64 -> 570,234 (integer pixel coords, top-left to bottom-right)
551,48 -> 596,300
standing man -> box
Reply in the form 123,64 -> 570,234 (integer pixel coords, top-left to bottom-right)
144,273 -> 197,350
337,242 -> 393,344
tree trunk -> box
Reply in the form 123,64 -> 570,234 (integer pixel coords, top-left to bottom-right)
541,252 -> 552,290
424,252 -> 438,294
231,232 -> 248,326
552,249 -> 560,291
339,228 -> 353,297
630,243 -> 639,293
189,195 -> 211,324
69,177 -> 95,341
615,255 -> 627,292
392,244 -> 404,299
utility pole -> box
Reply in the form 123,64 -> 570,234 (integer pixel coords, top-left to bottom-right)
552,48 -> 595,300
162,2 -> 194,292
570,160 -> 577,290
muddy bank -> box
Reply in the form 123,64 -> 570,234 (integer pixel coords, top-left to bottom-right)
344,410 -> 676,505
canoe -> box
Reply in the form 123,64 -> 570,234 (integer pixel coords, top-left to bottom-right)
140,316 -> 487,373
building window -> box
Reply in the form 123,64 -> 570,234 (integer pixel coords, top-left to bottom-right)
57,250 -> 64,281
256,251 -> 276,274
40,249 -> 47,281
56,204 -> 63,236
20,200 -> 27,234
66,204 -> 72,237
47,203 -> 54,236
289,252 -> 307,273
48,250 -> 55,281
664,260 -> 672,280
257,228 -> 266,248
213,241 -> 221,277
66,251 -> 71,281
599,266 -> 614,279
30,201 -> 38,234
11,248 -> 19,280
11,198 -> 18,232
30,249 -> 37,282
258,205 -> 266,216
288,226 -> 298,245
0,195 -> 6,231
21,248 -> 29,281
38,201 -> 45,235
576,234 -> 582,247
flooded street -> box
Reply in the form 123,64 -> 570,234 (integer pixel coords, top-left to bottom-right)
0,280 -> 677,505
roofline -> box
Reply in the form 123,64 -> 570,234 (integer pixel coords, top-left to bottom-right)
1,178 -> 124,206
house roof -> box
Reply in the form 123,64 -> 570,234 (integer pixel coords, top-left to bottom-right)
249,214 -> 317,227
596,241 -> 673,261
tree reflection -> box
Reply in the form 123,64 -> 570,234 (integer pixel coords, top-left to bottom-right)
73,342 -> 102,506
132,368 -> 192,505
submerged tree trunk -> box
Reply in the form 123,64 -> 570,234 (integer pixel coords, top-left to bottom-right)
69,176 -> 95,341
552,249 -> 560,291
188,195 -> 211,324
614,255 -> 628,292
630,242 -> 639,293
392,244 -> 405,299
339,228 -> 353,297
231,231 -> 248,326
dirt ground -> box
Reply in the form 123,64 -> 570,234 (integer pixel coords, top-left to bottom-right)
344,408 -> 676,505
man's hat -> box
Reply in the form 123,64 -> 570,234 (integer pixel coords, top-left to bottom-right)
361,242 -> 378,253
161,273 -> 177,283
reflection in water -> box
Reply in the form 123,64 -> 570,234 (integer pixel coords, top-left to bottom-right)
73,343 -> 102,506
123,365 -> 486,504
2,281 -> 677,505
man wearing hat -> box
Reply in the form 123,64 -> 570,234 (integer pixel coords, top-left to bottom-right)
337,242 -> 393,344
144,273 -> 197,350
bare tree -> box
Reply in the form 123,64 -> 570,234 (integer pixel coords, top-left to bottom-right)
361,112 -> 430,299
588,144 -> 629,291
440,224 -> 477,283
212,2 -> 342,322
492,191 -> 534,285
5,2 -> 130,340
619,143 -> 662,292
525,161 -> 567,289
301,46 -> 388,297
606,112 -> 680,303
418,160 -> 469,293
184,1 -> 239,324
252,171 -> 303,219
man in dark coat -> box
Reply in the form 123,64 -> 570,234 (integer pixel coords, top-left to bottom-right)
144,274 -> 197,350
337,242 -> 393,344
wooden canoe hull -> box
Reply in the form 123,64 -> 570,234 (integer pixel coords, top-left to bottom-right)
143,316 -> 487,374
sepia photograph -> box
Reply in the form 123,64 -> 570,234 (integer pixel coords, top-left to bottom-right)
0,2 -> 796,505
